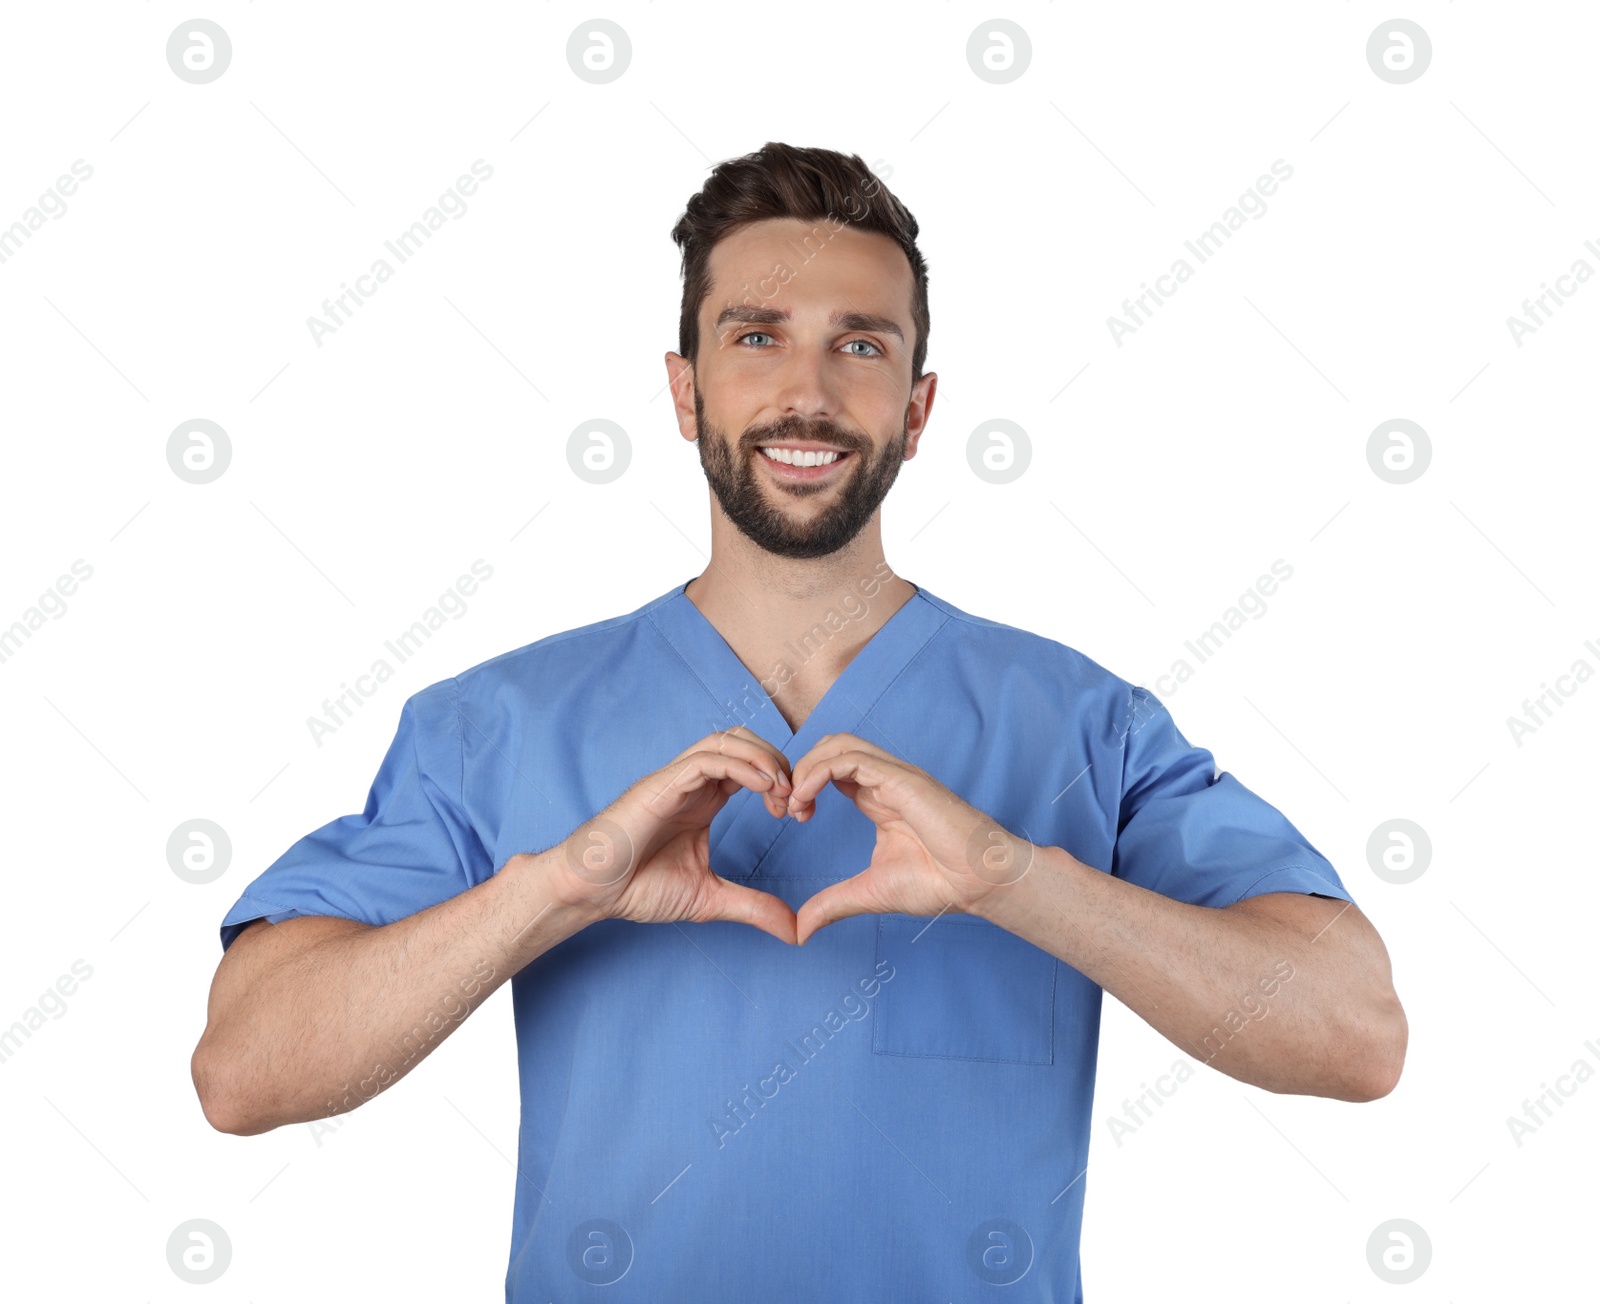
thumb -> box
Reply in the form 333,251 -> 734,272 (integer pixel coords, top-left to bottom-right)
794,873 -> 875,946
701,876 -> 798,945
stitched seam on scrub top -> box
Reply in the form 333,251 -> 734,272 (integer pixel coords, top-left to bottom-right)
847,608 -> 953,730
1228,862 -> 1347,907
644,610 -> 751,730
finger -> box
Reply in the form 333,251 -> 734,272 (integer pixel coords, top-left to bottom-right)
813,732 -> 890,758
788,750 -> 897,814
701,731 -> 793,816
671,723 -> 761,765
786,734 -> 852,795
702,877 -> 798,945
787,736 -> 898,807
697,725 -> 793,777
650,753 -> 786,816
685,748 -> 787,820
787,749 -> 853,808
794,873 -> 875,944
788,732 -> 890,781
731,735 -> 794,800
673,727 -> 793,794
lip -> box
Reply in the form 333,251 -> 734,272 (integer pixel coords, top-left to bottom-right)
755,446 -> 854,481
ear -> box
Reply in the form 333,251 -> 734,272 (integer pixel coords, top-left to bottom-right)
665,351 -> 697,442
902,371 -> 937,460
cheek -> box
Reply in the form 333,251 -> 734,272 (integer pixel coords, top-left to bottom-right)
848,367 -> 911,414
699,368 -> 765,417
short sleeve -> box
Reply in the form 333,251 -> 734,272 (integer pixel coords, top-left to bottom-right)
218,678 -> 494,952
1110,686 -> 1354,908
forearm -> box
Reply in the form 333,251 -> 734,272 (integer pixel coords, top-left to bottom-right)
195,846 -> 599,1134
971,843 -> 1401,1100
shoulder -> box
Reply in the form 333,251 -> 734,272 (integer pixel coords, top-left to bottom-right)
914,585 -> 1141,709
399,585 -> 682,713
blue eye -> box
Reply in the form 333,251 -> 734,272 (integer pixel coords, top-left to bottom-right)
735,332 -> 882,356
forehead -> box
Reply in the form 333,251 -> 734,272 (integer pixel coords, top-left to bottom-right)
703,216 -> 914,323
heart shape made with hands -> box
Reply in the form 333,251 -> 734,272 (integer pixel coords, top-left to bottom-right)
759,731 -> 1040,945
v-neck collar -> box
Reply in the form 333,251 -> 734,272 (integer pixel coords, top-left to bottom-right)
647,575 -> 949,759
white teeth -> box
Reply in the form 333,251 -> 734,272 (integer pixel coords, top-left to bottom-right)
760,447 -> 843,467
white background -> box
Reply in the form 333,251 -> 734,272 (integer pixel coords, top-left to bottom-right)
1,2 -> 1594,1299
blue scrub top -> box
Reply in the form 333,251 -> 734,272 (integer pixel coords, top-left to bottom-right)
219,578 -> 1354,1302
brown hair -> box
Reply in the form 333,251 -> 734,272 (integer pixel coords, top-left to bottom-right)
670,141 -> 930,382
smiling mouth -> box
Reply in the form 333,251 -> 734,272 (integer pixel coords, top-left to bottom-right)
757,446 -> 852,469
754,447 -> 856,483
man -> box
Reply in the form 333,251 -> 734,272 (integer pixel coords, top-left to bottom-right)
193,141 -> 1406,1302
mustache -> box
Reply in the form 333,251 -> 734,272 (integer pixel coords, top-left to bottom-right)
740,422 -> 868,455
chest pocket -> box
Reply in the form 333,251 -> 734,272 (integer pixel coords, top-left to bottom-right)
872,914 -> 1057,1064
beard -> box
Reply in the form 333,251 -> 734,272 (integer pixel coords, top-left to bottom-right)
693,383 -> 909,560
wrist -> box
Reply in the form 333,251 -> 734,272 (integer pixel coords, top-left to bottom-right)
508,846 -> 612,933
965,839 -> 1070,929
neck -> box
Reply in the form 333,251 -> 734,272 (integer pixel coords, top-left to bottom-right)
688,518 -> 915,630
683,529 -> 916,688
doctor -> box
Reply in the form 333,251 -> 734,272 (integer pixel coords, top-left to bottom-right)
194,141 -> 1406,1302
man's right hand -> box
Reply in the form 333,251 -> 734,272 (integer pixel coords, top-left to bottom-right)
551,726 -> 798,943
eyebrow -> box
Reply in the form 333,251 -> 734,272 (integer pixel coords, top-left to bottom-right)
712,304 -> 904,345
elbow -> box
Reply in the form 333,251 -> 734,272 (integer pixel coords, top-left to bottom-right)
1345,999 -> 1409,1102
192,1045 -> 240,1135
192,1037 -> 262,1136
